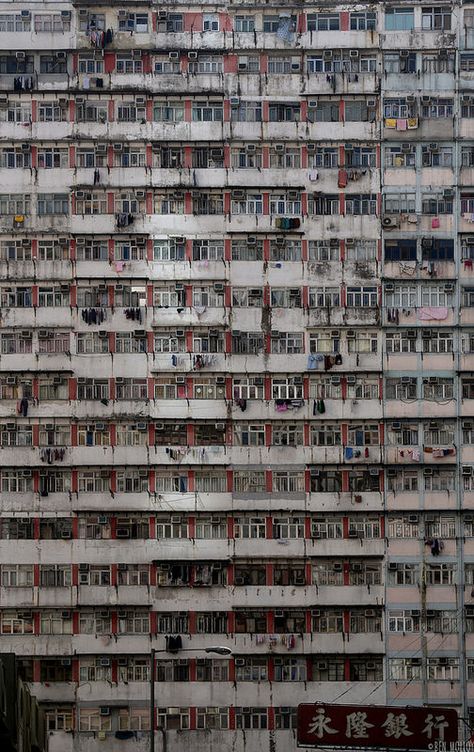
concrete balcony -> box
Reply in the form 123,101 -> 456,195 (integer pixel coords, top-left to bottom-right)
383,259 -> 456,280
303,73 -> 379,97
0,30 -> 76,51
384,400 -> 456,419
381,30 -> 456,52
382,307 -> 455,328
151,307 -> 228,328
384,446 -> 457,465
298,30 -> 380,50
383,72 -> 454,93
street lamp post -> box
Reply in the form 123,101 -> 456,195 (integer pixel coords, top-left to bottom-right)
149,646 -> 232,752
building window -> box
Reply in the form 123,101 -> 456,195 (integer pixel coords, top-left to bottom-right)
385,7 -> 414,31
203,14 -> 219,31
307,13 -> 340,31
350,12 -> 376,30
235,15 -> 255,32
118,13 -> 148,32
422,6 -> 451,30
235,708 -> 268,730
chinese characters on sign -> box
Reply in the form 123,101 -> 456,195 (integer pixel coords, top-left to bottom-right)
298,704 -> 458,749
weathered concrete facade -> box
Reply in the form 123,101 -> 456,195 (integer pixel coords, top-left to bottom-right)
0,0 -> 472,750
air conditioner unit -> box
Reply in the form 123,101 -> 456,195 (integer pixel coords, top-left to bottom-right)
76,191 -> 84,199
135,97 -> 146,107
274,144 -> 285,153
401,143 -> 412,153
288,190 -> 299,200
308,100 -> 318,109
238,59 -> 248,71
367,99 -> 376,108
214,282 -> 224,292
323,50 -> 333,59
382,216 -> 399,229
406,95 -> 415,103
331,376 -> 341,385
61,658 -> 71,666
116,528 -> 130,538
100,707 -> 110,716
369,467 -> 379,476
422,95 -> 431,104
6,377 -> 16,385
136,190 -> 145,199
169,52 -> 179,61
408,514 -> 419,523
401,377 -> 412,384
232,190 -> 245,199
215,422 -> 225,430
56,52 -> 67,61
113,143 -> 123,152
188,51 -> 198,60
293,376 -> 303,385
216,376 -> 225,385
422,329 -> 431,338
444,283 -> 454,292
171,516 -> 181,523
443,189 -> 454,199
16,52 -> 25,61
387,468 -> 397,478
385,283 -> 394,292
21,143 -> 30,151
132,50 -> 142,59
176,329 -> 185,337
426,609 -> 436,617
21,9 -> 30,17
75,97 -> 84,105
423,468 -> 434,476
463,467 -> 473,476
155,423 -> 165,431
306,143 -> 317,153
61,611 -> 71,619
346,330 -> 356,338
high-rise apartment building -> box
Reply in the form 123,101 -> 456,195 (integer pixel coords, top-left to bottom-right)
0,1 -> 472,750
